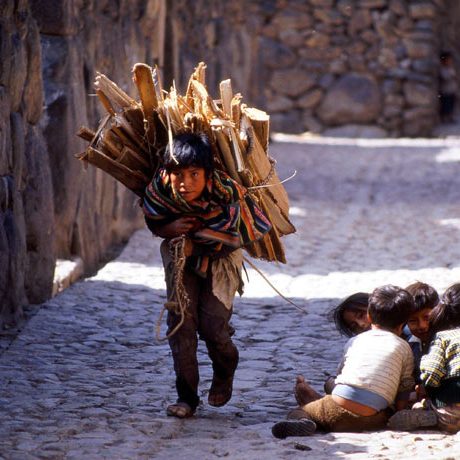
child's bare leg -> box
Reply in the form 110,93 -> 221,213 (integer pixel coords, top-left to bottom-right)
295,375 -> 322,405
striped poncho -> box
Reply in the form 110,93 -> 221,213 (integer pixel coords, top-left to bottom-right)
142,168 -> 271,274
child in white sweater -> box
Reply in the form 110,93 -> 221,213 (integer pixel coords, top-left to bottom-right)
272,285 -> 415,438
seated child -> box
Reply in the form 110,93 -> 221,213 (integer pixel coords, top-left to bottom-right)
142,132 -> 271,418
403,282 -> 439,383
295,292 -> 371,404
296,283 -> 437,405
388,283 -> 460,433
272,285 -> 415,438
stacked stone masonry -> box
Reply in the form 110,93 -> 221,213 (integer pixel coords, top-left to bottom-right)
260,0 -> 451,136
0,0 -> 165,326
1,0 -> 459,325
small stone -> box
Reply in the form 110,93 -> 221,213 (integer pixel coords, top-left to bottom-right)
270,69 -> 316,98
266,95 -> 294,113
297,89 -> 323,109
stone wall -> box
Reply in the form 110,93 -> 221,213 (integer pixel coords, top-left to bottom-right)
0,0 -> 165,327
163,1 -> 263,109
259,0 -> 445,137
165,0 -> 454,138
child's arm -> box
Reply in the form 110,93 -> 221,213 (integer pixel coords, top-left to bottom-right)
146,216 -> 199,239
420,335 -> 447,388
395,347 -> 416,410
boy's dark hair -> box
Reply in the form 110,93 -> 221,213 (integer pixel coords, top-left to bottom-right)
368,285 -> 414,330
405,281 -> 439,313
330,292 -> 369,337
163,132 -> 213,174
430,283 -> 460,335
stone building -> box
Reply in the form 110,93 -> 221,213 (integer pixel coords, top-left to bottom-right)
1,0 -> 459,325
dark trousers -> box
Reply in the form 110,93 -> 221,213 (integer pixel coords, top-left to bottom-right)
161,241 -> 239,410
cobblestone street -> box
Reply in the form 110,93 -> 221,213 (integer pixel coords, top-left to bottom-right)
2,135 -> 460,459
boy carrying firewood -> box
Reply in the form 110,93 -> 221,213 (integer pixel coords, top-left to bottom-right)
142,131 -> 271,418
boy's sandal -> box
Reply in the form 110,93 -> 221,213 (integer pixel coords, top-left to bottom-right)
208,374 -> 234,407
166,402 -> 195,418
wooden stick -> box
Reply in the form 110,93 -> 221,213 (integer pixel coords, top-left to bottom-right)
191,80 -> 222,119
213,127 -> 240,181
231,94 -> 242,126
132,63 -> 158,146
94,73 -> 136,110
112,126 -> 147,155
113,113 -> 148,151
77,126 -> 96,143
242,106 -> 270,153
117,146 -> 151,172
219,79 -> 233,118
124,107 -> 148,137
133,63 -> 158,110
81,147 -> 148,196
96,89 -> 115,115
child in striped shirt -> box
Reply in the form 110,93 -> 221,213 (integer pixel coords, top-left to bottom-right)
272,285 -> 415,438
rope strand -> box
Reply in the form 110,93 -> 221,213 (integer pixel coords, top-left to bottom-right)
156,236 -> 190,341
243,256 -> 308,314
247,170 -> 297,191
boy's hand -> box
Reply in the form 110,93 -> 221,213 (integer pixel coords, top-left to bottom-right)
156,217 -> 199,238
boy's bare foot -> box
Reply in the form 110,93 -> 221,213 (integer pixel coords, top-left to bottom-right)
208,374 -> 234,407
166,402 -> 194,418
294,375 -> 321,405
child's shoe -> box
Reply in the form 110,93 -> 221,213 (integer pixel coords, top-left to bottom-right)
271,419 -> 317,439
387,409 -> 437,431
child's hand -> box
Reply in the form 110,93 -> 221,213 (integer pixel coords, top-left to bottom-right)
157,217 -> 199,238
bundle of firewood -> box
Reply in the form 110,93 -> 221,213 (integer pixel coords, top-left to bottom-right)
77,62 -> 295,263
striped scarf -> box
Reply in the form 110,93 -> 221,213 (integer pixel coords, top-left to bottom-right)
142,168 -> 271,274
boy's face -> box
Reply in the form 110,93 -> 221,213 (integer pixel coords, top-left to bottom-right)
407,307 -> 432,342
170,166 -> 207,203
